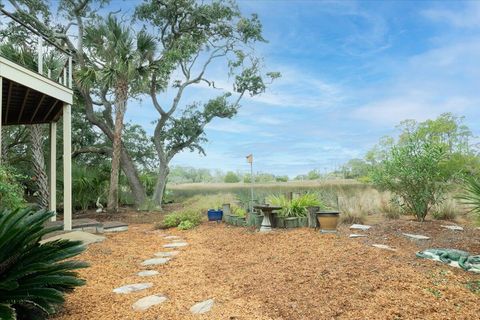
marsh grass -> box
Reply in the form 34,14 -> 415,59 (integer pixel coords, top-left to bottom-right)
168,180 -> 468,223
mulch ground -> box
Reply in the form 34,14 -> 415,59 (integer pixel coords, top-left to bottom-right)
54,220 -> 480,320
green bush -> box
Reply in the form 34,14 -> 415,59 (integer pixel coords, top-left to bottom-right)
372,138 -> 452,221
224,171 -> 240,183
158,210 -> 203,229
0,207 -> 88,320
0,166 -> 25,209
178,220 -> 195,230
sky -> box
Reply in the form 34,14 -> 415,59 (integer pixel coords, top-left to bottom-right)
122,0 -> 480,177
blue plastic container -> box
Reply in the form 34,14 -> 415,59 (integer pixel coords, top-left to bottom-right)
207,209 -> 223,221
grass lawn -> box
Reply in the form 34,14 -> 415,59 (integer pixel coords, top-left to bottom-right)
55,219 -> 480,320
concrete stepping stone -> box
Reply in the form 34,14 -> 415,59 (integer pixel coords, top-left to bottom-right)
163,242 -> 188,248
41,231 -> 105,245
164,235 -> 181,239
141,258 -> 170,266
372,244 -> 396,251
103,221 -> 129,233
441,225 -> 463,231
155,251 -> 180,257
350,224 -> 371,231
349,234 -> 367,238
171,239 -> 185,242
132,294 -> 167,311
402,233 -> 430,240
113,283 -> 153,294
137,270 -> 159,277
190,298 -> 214,314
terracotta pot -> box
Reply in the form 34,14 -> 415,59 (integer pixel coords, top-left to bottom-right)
316,211 -> 340,233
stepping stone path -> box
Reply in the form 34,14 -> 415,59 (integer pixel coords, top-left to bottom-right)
132,295 -> 167,311
190,299 -> 214,314
402,233 -> 430,240
372,244 -> 396,251
350,224 -> 372,231
155,251 -> 180,257
163,242 -> 188,248
164,235 -> 181,239
349,234 -> 367,238
141,257 -> 170,266
113,283 -> 153,294
137,270 -> 159,277
441,225 -> 464,231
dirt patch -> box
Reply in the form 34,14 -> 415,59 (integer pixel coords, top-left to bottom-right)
54,221 -> 480,320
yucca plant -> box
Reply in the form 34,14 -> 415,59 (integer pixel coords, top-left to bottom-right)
457,176 -> 480,223
0,207 -> 88,320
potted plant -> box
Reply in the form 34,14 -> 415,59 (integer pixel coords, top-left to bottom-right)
232,206 -> 247,227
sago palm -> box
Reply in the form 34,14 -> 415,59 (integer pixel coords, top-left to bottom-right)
0,207 -> 88,319
77,16 -> 156,212
458,176 -> 480,222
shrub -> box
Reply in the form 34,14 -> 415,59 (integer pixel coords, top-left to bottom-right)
232,206 -> 247,217
158,210 -> 203,229
0,207 -> 88,320
457,176 -> 480,223
224,171 -> 240,183
0,166 -> 25,209
372,138 -> 452,221
178,220 -> 195,230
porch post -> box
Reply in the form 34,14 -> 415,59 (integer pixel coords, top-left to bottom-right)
49,122 -> 57,221
63,103 -> 72,231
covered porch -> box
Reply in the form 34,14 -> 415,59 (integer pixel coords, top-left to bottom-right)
0,39 -> 74,230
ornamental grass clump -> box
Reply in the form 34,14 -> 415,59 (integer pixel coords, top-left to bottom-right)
0,207 -> 88,320
267,193 -> 324,217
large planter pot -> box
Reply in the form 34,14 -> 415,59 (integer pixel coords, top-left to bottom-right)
316,211 -> 340,233
254,213 -> 264,228
236,216 -> 246,227
274,216 -> 286,228
297,216 -> 308,227
207,209 -> 223,222
225,214 -> 234,225
285,217 -> 298,229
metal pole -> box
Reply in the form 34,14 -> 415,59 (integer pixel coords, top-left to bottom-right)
250,161 -> 254,211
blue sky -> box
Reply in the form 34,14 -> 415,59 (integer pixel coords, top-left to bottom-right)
124,0 -> 480,177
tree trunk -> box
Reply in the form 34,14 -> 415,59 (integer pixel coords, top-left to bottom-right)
30,124 -> 49,209
107,90 -> 127,213
79,87 -> 147,208
152,163 -> 169,208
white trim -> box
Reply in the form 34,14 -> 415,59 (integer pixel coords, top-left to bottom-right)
49,122 -> 57,221
63,104 -> 72,231
0,57 -> 73,105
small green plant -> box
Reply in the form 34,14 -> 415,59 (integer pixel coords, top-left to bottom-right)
232,206 -> 247,217
0,165 -> 25,209
158,209 -> 203,229
178,220 -> 195,230
0,207 -> 88,319
466,280 -> 480,294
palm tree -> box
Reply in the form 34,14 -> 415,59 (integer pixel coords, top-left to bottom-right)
77,17 -> 156,212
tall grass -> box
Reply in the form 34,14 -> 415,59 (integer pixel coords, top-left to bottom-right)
168,181 -> 468,223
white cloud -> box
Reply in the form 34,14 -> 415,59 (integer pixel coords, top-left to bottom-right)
422,2 -> 480,28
